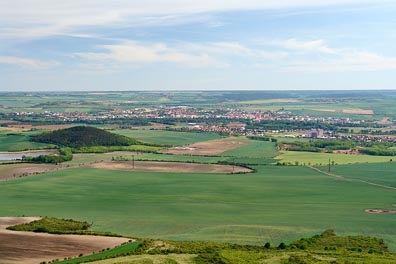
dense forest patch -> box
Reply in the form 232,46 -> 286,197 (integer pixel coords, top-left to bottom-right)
32,126 -> 140,148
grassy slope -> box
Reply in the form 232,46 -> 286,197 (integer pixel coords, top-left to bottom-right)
111,129 -> 223,146
276,151 -> 394,165
0,166 -> 395,250
88,231 -> 396,264
90,254 -> 196,264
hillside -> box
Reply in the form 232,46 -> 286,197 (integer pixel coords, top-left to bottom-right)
32,126 -> 140,148
6,218 -> 394,264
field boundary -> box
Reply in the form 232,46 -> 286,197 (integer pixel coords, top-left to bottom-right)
308,166 -> 396,191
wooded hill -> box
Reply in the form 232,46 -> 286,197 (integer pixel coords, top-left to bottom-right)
32,126 -> 140,148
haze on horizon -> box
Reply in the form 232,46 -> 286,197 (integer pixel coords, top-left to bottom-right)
1,0 -> 396,92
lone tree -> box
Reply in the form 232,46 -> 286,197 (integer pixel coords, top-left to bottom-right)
277,242 -> 287,249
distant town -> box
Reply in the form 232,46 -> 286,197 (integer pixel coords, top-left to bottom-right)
3,105 -> 396,144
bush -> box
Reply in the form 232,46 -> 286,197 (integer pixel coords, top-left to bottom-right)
277,242 -> 287,249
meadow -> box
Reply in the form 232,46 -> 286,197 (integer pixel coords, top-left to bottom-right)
0,165 -> 395,250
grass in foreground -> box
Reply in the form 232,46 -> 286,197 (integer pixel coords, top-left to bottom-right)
1,166 -> 395,250
88,230 -> 395,264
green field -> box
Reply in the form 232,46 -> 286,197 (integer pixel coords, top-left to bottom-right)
0,131 -> 55,152
54,242 -> 141,264
276,151 -> 395,165
220,139 -> 276,158
111,129 -> 223,146
318,162 -> 396,188
64,151 -> 139,165
0,165 -> 395,250
134,153 -> 228,164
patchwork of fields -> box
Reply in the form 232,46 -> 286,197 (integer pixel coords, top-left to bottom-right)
0,128 -> 396,256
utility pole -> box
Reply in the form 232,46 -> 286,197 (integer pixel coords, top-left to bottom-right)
328,158 -> 331,173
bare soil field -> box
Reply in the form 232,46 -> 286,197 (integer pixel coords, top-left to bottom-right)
365,209 -> 396,214
332,149 -> 360,155
0,217 -> 129,264
0,163 -> 61,181
313,108 -> 374,115
7,124 -> 77,131
0,120 -> 19,124
89,161 -> 252,174
111,123 -> 170,130
161,137 -> 250,156
341,109 -> 374,115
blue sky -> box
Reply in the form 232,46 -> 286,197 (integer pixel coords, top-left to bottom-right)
1,0 -> 396,91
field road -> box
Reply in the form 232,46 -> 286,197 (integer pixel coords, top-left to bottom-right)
308,166 -> 396,191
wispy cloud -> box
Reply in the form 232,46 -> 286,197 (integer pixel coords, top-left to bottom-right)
75,41 -> 225,68
0,56 -> 55,68
285,50 -> 396,72
257,39 -> 396,72
1,0 -> 389,40
74,38 -> 396,73
274,39 -> 336,54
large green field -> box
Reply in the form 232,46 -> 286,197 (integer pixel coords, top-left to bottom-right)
276,151 -> 395,165
0,131 -> 55,152
111,129 -> 223,146
220,139 -> 278,164
0,165 -> 395,250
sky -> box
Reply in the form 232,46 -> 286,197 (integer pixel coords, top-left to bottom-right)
1,0 -> 396,91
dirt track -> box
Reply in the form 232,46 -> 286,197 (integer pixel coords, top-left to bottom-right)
89,161 -> 252,174
0,217 -> 129,264
308,166 -> 396,190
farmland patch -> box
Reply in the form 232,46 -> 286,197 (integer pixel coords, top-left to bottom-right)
88,161 -> 252,174
161,137 -> 250,155
0,217 -> 128,264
